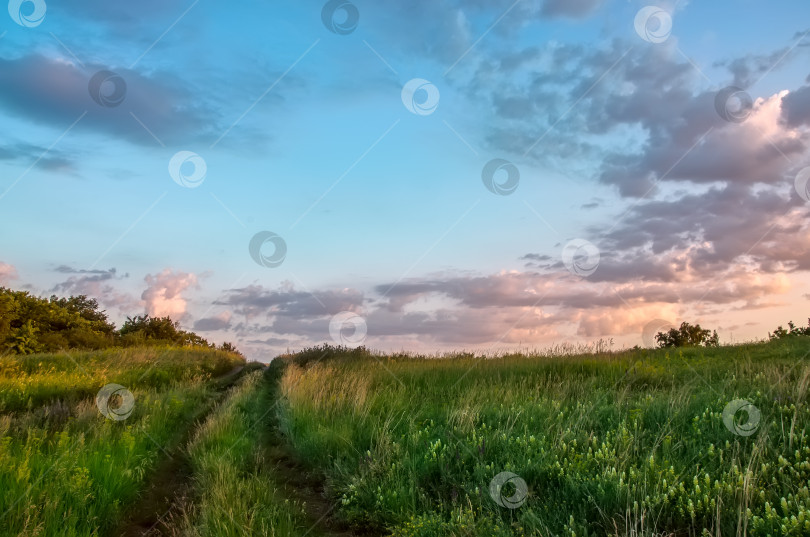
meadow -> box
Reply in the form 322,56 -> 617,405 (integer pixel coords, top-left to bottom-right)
0,347 -> 244,537
274,339 -> 810,536
2,338 -> 809,536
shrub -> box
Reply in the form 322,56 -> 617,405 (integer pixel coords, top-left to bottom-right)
0,286 -> 243,356
655,321 -> 719,348
281,343 -> 373,368
769,319 -> 810,340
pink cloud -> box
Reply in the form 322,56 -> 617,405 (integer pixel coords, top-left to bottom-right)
142,269 -> 198,319
0,262 -> 18,285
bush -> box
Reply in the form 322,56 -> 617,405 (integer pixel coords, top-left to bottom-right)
0,286 -> 243,356
769,319 -> 810,340
656,321 -> 719,348
281,343 -> 373,368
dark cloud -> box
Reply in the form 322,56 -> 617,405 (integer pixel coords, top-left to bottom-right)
0,54 -> 215,146
246,337 -> 291,347
215,283 -> 364,319
0,143 -> 76,172
599,184 -> 810,276
50,266 -> 138,313
718,47 -> 797,88
541,0 -> 603,18
54,0 -> 187,26
51,267 -> 120,290
54,265 -> 119,275
471,38 -> 809,199
193,312 -> 232,332
224,260 -> 790,347
782,85 -> 810,127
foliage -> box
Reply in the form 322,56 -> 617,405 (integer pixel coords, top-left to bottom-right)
277,342 -> 374,368
0,287 -> 116,354
0,347 -> 245,536
655,321 -> 720,348
769,319 -> 810,340
0,286 -> 242,356
119,314 -> 211,348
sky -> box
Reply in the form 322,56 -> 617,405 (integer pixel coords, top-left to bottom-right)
1,0 -> 810,359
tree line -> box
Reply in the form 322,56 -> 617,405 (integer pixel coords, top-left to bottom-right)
0,287 -> 240,356
654,318 -> 810,348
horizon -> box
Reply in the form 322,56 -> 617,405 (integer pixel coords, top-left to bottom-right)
2,0 -> 810,360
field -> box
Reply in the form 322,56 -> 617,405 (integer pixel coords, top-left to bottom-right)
1,339 -> 809,536
274,340 -> 810,536
0,347 -> 245,537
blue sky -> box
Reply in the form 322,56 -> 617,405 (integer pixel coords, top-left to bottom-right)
2,0 -> 810,358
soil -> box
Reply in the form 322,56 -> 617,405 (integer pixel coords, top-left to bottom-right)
108,365 -> 245,537
108,364 -> 377,537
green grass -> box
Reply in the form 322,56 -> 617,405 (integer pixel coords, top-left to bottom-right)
0,346 -> 244,537
0,346 -> 242,413
275,339 -> 810,536
174,368 -> 314,537
5,339 -> 810,536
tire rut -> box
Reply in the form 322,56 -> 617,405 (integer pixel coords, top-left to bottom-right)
107,365 -> 246,537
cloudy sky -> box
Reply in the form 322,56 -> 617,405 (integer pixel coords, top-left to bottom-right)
2,0 -> 810,358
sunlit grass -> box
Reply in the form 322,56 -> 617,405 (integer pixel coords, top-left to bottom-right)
0,347 -> 244,537
0,346 -> 242,413
276,339 -> 810,536
174,369 -> 313,537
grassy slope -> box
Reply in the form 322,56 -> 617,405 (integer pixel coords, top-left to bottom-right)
0,347 -> 244,537
275,339 -> 810,536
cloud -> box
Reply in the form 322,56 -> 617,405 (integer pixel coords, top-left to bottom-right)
193,311 -> 233,332
0,54 -> 214,146
50,266 -> 138,313
782,85 -> 810,127
53,0 -> 189,29
215,282 -> 364,319
142,269 -> 198,319
541,0 -> 603,18
0,143 -> 76,172
0,262 -> 18,285
219,255 -> 793,350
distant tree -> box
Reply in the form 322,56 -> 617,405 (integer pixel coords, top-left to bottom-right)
656,321 -> 719,348
0,287 -> 115,353
49,295 -> 116,335
0,286 -> 243,356
219,341 -> 243,357
119,314 -> 214,348
120,314 -> 181,341
769,319 -> 810,340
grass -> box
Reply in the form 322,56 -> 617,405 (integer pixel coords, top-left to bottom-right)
4,338 -> 810,536
0,346 -> 242,412
274,338 -> 810,536
0,346 -> 244,537
173,367 -> 315,537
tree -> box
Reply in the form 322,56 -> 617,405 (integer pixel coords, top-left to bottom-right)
656,321 -> 719,348
10,320 -> 42,355
769,319 -> 810,340
218,341 -> 243,357
119,314 -> 215,348
0,286 -> 241,355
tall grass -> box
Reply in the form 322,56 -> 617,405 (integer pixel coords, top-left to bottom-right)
174,368 -> 313,537
276,339 -> 810,536
0,346 -> 243,412
0,347 -> 244,537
